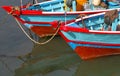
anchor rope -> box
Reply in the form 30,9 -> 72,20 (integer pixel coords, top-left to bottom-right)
15,18 -> 61,45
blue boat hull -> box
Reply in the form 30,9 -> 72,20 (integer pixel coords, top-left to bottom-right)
51,11 -> 120,59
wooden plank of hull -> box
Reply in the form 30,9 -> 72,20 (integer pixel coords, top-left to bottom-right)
30,26 -> 58,37
75,46 -> 120,60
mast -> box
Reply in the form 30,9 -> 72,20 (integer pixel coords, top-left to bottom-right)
33,0 -> 38,4
20,0 -> 23,7
33,0 -> 35,4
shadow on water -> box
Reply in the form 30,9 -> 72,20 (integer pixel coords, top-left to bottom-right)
14,36 -> 120,76
15,36 -> 81,76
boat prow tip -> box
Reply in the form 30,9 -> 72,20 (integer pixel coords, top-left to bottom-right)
1,6 -> 12,13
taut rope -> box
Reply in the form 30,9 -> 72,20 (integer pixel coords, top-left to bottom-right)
15,18 -> 61,45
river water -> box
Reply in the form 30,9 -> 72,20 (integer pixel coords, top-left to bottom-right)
0,0 -> 120,76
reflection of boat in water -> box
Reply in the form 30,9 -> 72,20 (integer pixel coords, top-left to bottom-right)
52,9 -> 120,59
2,0 -> 120,37
74,55 -> 120,76
15,41 -> 120,76
15,36 -> 81,76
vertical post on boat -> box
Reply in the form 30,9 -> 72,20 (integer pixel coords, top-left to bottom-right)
72,0 -> 76,11
88,0 -> 92,5
20,0 -> 23,7
89,0 -> 94,10
35,0 -> 38,4
33,0 -> 38,4
64,0 -> 68,11
33,0 -> 35,4
65,11 -> 67,25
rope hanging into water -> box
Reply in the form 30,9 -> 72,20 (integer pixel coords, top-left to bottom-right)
15,18 -> 61,45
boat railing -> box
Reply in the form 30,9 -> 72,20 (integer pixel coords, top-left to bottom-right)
24,0 -> 65,12
36,0 -> 77,12
75,11 -> 120,31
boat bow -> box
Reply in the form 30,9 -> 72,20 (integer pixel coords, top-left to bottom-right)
2,6 -> 21,15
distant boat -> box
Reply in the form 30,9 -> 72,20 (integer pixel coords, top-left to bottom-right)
2,0 -> 120,37
51,9 -> 120,60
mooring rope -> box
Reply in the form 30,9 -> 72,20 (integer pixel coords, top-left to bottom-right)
15,18 -> 61,45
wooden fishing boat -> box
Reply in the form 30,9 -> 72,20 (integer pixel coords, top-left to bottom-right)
51,9 -> 120,59
2,0 -> 120,37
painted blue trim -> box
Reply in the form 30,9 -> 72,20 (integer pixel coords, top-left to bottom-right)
24,23 -> 33,28
20,15 -> 78,23
61,31 -> 120,44
68,42 -> 120,50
